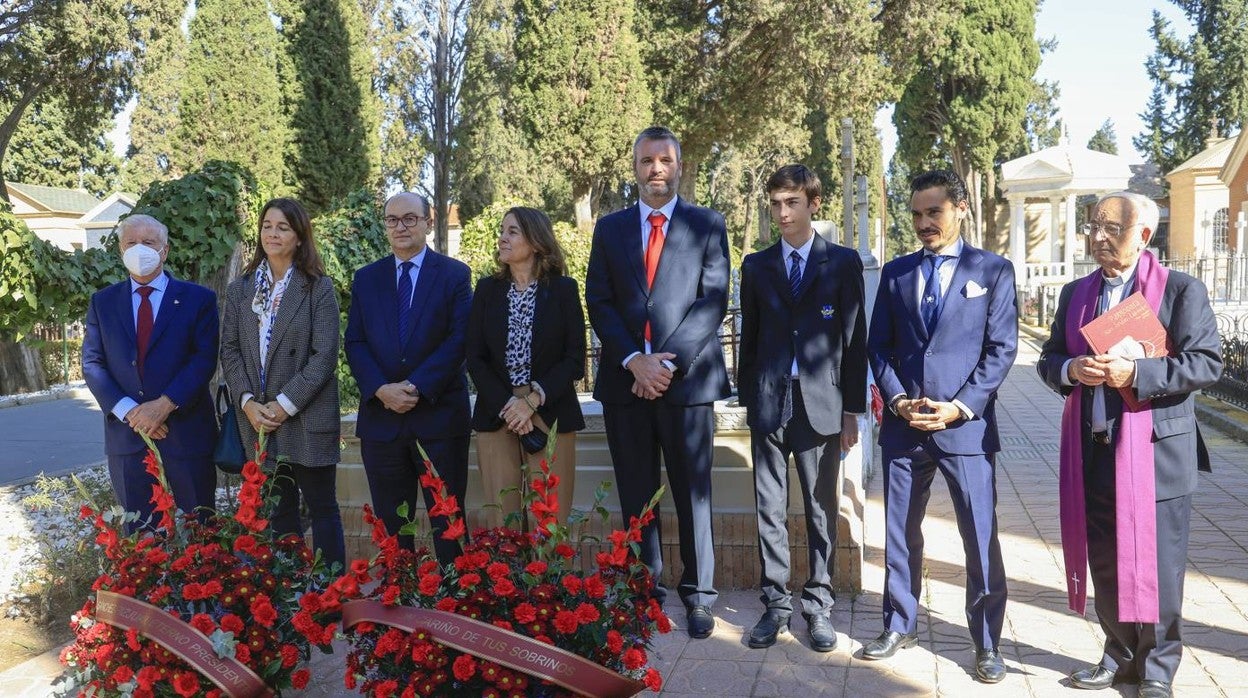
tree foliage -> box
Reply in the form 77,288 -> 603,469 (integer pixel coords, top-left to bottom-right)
176,0 -> 287,189
894,0 -> 1042,244
121,0 -> 189,193
1136,2 -> 1248,171
313,188 -> 390,411
3,95 -> 120,197
1087,119 -> 1119,155
125,160 -> 265,286
0,211 -> 117,339
511,0 -> 652,230
283,0 -> 381,213
0,0 -> 158,200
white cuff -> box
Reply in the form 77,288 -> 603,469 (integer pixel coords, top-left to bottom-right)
276,393 -> 299,416
622,351 -> 642,369
660,359 -> 677,372
952,399 -> 974,420
112,397 -> 139,422
241,392 -> 255,408
1060,359 -> 1076,386
530,382 -> 546,405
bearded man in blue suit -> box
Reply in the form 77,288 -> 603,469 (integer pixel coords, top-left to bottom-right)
585,126 -> 731,639
862,170 -> 1018,683
83,214 -> 219,530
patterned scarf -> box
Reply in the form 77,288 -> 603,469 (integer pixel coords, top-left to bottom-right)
251,259 -> 293,383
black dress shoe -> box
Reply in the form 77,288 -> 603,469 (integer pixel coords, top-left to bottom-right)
806,613 -> 837,653
975,649 -> 1006,683
747,609 -> 791,648
1138,680 -> 1172,698
861,630 -> 918,660
686,605 -> 715,639
1069,664 -> 1117,690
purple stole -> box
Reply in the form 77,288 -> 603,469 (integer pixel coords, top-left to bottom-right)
1058,250 -> 1168,623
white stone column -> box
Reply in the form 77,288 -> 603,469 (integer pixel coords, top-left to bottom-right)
1064,193 -> 1079,275
1049,196 -> 1063,264
1008,194 -> 1027,283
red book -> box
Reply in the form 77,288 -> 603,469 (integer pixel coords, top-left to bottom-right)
1079,291 -> 1170,410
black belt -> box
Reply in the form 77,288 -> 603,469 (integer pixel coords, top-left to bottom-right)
1091,431 -> 1111,446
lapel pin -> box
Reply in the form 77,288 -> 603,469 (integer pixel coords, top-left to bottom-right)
821,305 -> 834,319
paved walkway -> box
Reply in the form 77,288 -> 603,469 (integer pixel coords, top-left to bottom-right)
0,388 -> 103,486
2,337 -> 1246,696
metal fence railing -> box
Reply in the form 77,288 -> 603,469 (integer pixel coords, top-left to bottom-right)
580,307 -> 744,394
1208,312 -> 1248,410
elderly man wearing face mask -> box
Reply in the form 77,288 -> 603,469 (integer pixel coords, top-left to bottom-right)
83,214 -> 220,531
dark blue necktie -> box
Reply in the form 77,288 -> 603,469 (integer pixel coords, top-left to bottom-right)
788,250 -> 803,298
921,254 -> 952,333
397,261 -> 414,342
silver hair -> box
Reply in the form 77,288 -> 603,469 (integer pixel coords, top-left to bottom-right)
118,214 -> 169,245
1099,191 -> 1160,234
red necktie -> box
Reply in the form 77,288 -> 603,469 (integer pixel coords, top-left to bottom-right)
644,211 -> 666,342
136,285 -> 155,375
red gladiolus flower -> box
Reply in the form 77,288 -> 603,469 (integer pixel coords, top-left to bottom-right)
441,517 -> 466,541
233,534 -> 257,554
428,494 -> 459,518
453,654 -> 477,681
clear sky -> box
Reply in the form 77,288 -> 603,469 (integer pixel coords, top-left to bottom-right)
877,0 -> 1192,165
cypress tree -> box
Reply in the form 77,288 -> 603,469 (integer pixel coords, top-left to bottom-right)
176,0 -> 287,188
284,0 -> 380,213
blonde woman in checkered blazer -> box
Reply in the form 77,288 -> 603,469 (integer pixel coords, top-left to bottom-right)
220,197 -> 344,569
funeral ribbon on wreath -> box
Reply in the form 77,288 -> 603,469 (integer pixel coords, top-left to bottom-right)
343,599 -> 647,698
95,590 -> 275,698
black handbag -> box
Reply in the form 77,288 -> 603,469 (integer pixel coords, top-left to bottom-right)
518,427 -> 548,455
213,383 -> 246,474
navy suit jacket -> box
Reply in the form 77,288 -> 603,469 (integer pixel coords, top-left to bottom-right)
345,250 -> 473,442
868,243 -> 1018,455
82,273 -> 219,457
738,233 -> 868,435
585,198 -> 731,405
466,275 -> 586,433
1036,270 -> 1222,499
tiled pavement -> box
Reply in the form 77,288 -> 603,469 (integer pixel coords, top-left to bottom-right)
3,335 -> 1246,696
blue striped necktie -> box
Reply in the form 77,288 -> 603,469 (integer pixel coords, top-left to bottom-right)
397,261 -> 414,342
788,250 -> 803,298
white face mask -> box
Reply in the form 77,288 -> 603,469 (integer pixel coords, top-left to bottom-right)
122,244 -> 163,278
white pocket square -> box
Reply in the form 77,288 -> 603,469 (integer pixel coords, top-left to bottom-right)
964,280 -> 988,298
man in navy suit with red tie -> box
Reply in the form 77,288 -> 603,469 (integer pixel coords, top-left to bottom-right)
345,192 -> 473,566
585,126 -> 731,638
863,170 -> 1018,682
83,214 -> 219,530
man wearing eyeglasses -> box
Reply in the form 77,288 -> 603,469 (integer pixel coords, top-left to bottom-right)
1037,192 -> 1222,698
345,192 -> 473,565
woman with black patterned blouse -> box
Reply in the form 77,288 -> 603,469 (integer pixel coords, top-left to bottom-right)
466,207 -> 586,529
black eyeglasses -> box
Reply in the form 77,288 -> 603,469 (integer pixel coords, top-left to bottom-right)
383,214 -> 427,229
1079,222 -> 1140,238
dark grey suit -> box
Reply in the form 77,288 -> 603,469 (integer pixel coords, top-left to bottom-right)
738,234 -> 867,616
1037,270 -> 1222,682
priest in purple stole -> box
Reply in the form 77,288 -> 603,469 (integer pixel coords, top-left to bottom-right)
1037,192 -> 1222,698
